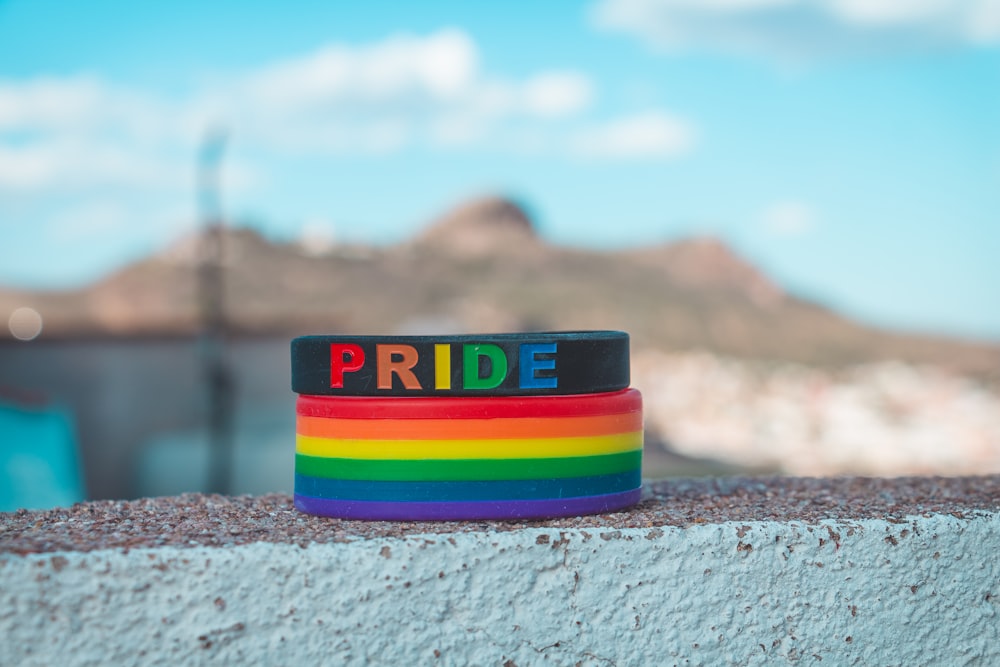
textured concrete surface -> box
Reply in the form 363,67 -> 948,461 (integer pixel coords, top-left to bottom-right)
3,501 -> 998,665
5,476 -> 1000,553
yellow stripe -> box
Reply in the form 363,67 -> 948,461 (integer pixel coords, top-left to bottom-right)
435,343 -> 451,390
296,431 -> 643,460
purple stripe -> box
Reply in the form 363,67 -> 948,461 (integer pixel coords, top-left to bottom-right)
294,488 -> 642,521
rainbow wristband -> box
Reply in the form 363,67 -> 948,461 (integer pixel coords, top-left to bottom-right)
291,331 -> 629,396
292,390 -> 643,520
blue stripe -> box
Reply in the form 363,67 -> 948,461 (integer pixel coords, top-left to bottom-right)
294,469 -> 641,502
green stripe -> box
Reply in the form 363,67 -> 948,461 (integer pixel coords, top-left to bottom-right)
295,450 -> 642,482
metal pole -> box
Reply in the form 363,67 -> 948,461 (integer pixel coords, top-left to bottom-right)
197,127 -> 235,496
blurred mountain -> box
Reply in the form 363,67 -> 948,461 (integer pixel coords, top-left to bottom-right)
2,195 -> 998,376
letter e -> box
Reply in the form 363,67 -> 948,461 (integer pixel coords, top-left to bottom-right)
519,342 -> 557,389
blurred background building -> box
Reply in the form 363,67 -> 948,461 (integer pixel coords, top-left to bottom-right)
1,1 -> 998,508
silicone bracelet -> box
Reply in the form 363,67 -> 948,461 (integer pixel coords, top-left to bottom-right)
296,431 -> 642,460
293,488 -> 642,520
295,450 -> 642,481
294,470 -> 640,502
297,412 -> 643,440
297,388 -> 641,420
291,331 -> 629,396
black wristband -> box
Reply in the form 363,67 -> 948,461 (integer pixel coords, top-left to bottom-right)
291,331 -> 630,396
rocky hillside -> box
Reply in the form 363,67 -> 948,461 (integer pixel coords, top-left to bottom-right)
2,195 -> 998,376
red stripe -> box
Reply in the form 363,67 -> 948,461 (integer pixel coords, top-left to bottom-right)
296,388 -> 642,420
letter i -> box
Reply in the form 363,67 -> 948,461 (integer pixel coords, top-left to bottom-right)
435,344 -> 451,390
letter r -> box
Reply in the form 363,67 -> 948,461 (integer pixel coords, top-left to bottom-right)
330,343 -> 365,388
377,344 -> 422,390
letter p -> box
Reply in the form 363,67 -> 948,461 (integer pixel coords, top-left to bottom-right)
330,343 -> 365,388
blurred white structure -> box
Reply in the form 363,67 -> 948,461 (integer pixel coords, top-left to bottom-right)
634,351 -> 1000,476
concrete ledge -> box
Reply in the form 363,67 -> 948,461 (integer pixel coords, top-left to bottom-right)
3,477 -> 999,666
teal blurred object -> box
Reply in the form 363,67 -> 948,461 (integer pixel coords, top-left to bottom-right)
0,398 -> 84,511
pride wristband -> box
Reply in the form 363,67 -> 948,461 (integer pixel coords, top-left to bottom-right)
292,389 -> 643,519
291,331 -> 629,396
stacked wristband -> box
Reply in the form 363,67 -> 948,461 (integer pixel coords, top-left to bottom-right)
291,331 -> 642,520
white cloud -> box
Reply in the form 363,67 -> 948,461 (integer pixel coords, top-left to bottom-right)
591,0 -> 1000,60
0,28 -> 689,197
760,200 -> 817,236
0,77 -> 180,141
240,29 -> 478,116
520,72 -> 594,117
229,31 -> 595,155
0,141 -> 175,191
0,76 -> 200,194
571,111 -> 698,159
0,77 -> 106,130
240,31 -> 592,120
0,137 -> 259,194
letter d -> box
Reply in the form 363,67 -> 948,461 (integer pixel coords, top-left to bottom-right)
463,343 -> 508,390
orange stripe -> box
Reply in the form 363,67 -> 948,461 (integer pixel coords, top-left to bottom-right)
296,412 -> 643,440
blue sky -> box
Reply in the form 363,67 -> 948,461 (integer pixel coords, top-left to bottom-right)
1,0 -> 998,340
